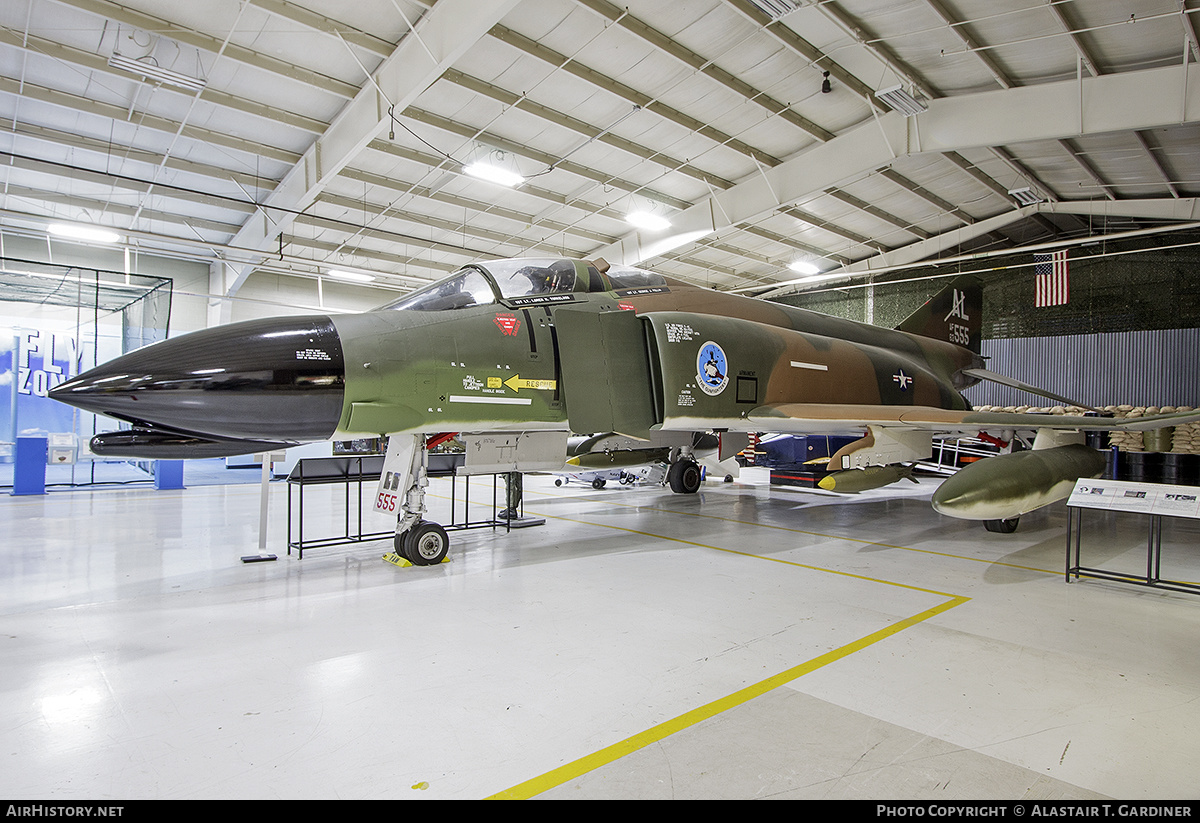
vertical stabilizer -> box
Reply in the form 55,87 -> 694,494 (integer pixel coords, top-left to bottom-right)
895,276 -> 982,354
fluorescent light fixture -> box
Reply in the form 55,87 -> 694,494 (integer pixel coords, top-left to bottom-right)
626,211 -> 672,231
327,270 -> 376,283
787,272 -> 844,287
787,260 -> 820,276
747,0 -> 800,19
463,161 -> 524,188
1008,186 -> 1045,205
875,85 -> 928,117
108,53 -> 207,93
48,223 -> 121,244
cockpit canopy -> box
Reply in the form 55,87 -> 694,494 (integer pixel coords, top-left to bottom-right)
381,257 -> 666,312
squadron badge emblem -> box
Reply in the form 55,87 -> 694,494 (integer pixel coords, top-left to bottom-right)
696,341 -> 729,396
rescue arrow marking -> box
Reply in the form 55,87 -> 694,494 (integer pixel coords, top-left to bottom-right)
504,374 -> 557,392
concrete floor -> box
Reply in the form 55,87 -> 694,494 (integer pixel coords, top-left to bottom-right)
2,467 -> 1198,800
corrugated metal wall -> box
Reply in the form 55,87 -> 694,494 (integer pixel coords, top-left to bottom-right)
964,328 -> 1200,408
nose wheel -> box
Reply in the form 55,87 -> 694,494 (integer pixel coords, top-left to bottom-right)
397,520 -> 449,565
983,517 -> 1020,534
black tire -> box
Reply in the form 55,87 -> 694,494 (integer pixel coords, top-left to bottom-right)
984,517 -> 1020,534
668,460 -> 702,494
554,478 -> 563,486
404,521 -> 449,565
592,477 -> 606,489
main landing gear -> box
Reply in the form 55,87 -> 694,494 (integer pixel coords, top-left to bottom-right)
667,456 -> 702,494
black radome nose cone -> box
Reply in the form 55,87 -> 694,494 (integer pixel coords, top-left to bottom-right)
50,316 -> 345,442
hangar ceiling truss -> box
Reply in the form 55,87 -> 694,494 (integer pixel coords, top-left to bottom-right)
0,0 -> 1197,311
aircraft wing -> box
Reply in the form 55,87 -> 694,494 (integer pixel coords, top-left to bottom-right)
746,403 -> 1200,435
959,368 -> 1099,412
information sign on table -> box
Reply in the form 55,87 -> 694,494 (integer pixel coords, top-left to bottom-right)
1068,478 -> 1200,519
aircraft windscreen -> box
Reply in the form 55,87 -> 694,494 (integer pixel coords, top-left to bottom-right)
381,269 -> 497,312
486,258 -> 579,298
606,267 -> 666,290
381,258 -> 615,311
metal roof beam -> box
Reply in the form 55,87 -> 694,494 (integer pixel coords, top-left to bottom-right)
816,1 -> 937,101
595,61 -> 1200,265
362,139 -> 630,221
821,188 -> 932,240
723,0 -> 887,110
400,106 -> 690,212
312,191 -> 594,258
0,77 -> 301,165
0,27 -> 326,135
1058,139 -> 1118,200
1181,3 -> 1200,64
49,0 -> 360,99
1132,130 -> 1182,198
986,146 -> 1062,203
2,122 -> 278,195
244,0 -> 394,58
335,167 -> 619,247
920,0 -> 1013,90
442,69 -> 736,189
488,23 -> 783,167
736,223 -> 851,266
573,0 -> 834,142
1044,0 -> 1102,77
793,197 -> 1200,289
219,0 -> 521,310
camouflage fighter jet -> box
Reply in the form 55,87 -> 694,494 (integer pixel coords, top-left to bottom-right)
50,256 -> 1200,563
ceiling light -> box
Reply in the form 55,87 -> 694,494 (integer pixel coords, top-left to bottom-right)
787,260 -> 820,275
328,270 -> 376,283
626,211 -> 672,231
875,85 -> 928,117
1008,186 -> 1045,205
108,53 -> 207,93
463,161 -> 524,188
747,0 -> 800,19
48,223 -> 121,244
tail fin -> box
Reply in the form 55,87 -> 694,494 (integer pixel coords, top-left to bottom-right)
895,275 -> 982,354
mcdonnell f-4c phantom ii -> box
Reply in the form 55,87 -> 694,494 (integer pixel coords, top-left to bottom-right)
50,256 -> 1200,564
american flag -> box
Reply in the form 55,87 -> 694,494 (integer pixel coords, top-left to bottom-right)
1034,249 -> 1069,307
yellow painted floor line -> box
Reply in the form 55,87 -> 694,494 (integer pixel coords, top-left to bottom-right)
474,506 -> 969,799
513,480 -> 1066,576
527,508 -> 965,599
488,593 -> 969,800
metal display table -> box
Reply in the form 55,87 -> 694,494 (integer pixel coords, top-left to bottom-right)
286,453 -> 514,558
1065,478 -> 1200,596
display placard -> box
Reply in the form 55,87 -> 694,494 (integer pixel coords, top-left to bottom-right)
1068,478 -> 1200,519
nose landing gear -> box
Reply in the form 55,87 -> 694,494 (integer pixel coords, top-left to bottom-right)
398,520 -> 450,565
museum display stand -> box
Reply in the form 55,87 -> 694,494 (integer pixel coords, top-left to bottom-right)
286,453 -> 520,559
1065,478 -> 1200,596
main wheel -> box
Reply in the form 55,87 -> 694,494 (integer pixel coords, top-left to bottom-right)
592,477 -> 607,489
404,520 -> 449,565
983,517 -> 1020,533
668,459 -> 702,494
